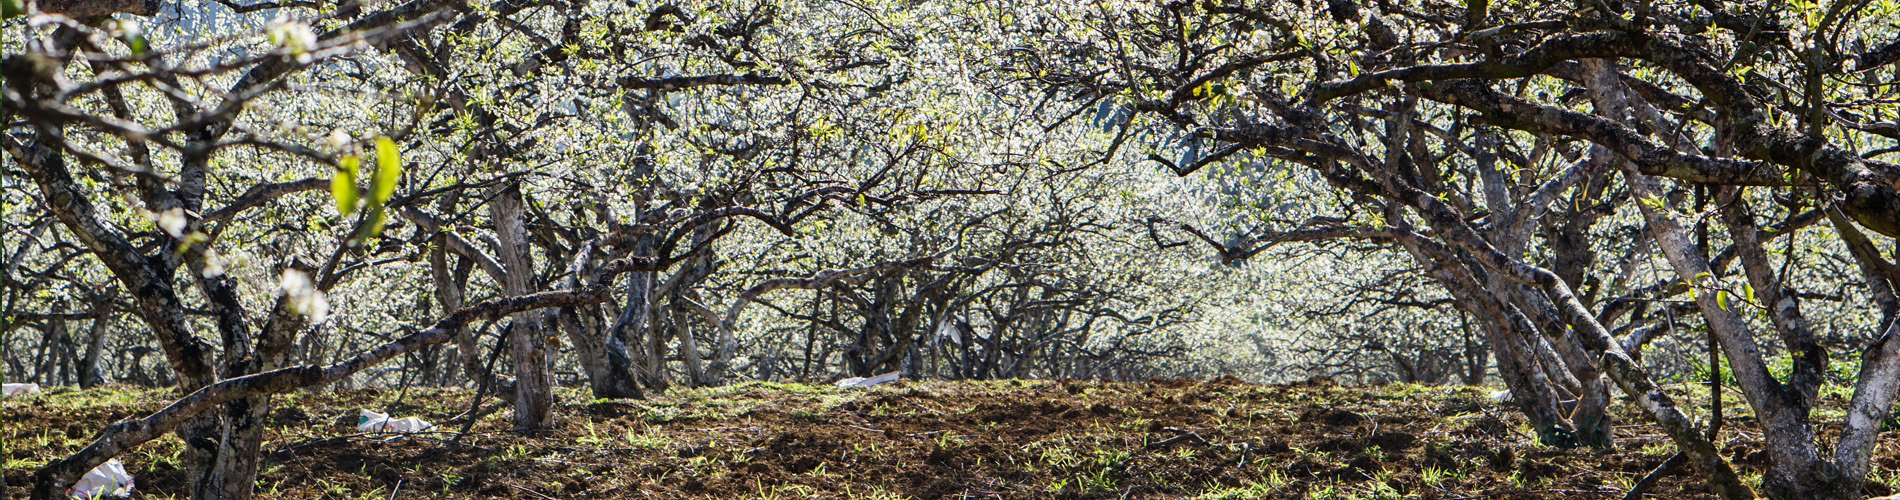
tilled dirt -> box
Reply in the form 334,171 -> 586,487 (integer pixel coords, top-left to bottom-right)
5,378 -> 1899,499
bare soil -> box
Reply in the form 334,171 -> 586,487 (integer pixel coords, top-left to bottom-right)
5,377 -> 1898,499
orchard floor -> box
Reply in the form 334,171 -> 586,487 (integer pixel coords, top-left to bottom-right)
6,378 -> 1900,499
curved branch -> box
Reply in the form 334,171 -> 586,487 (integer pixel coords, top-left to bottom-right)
200,178 -> 328,223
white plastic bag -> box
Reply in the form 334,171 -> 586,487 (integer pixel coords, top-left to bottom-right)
1489,389 -> 1513,403
356,410 -> 434,433
3,383 -> 42,396
67,458 -> 134,499
834,371 -> 902,388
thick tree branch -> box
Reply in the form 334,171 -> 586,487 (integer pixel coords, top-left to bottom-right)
29,0 -> 158,18
200,178 -> 328,223
616,73 -> 789,90
1851,37 -> 1900,72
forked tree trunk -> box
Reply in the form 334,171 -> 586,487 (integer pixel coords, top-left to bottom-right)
561,305 -> 617,396
186,256 -> 304,500
1621,164 -> 1857,500
1468,122 -> 1618,449
589,200 -> 656,398
1566,56 -> 1867,499
1399,234 -> 1575,444
421,189 -> 488,387
601,261 -> 655,398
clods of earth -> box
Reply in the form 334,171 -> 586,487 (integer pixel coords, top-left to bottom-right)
6,378 -> 1900,499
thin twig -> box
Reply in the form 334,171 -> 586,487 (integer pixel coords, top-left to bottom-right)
507,484 -> 560,500
1145,427 -> 1210,449
1621,451 -> 1686,500
451,321 -> 508,444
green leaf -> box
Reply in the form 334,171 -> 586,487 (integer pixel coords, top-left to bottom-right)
122,32 -> 147,56
1717,290 -> 1730,312
0,0 -> 21,19
354,205 -> 387,244
372,136 -> 401,205
344,136 -> 402,245
332,155 -> 359,215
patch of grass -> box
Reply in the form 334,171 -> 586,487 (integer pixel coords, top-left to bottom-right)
620,425 -> 668,449
1194,479 -> 1274,499
1421,465 -> 1462,485
929,432 -> 965,449
1870,467 -> 1900,492
804,462 -> 838,478
1025,440 -> 1081,468
643,406 -> 682,424
841,484 -> 913,500
1264,469 -> 1291,489
1080,467 -> 1117,491
1090,448 -> 1131,467
1307,482 -> 1345,500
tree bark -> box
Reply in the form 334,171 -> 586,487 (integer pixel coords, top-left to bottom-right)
489,183 -> 553,433
604,260 -> 655,397
1620,163 -> 1844,499
419,189 -> 487,387
80,301 -> 111,388
675,308 -> 706,387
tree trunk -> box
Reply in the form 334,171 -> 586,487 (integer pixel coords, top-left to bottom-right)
423,190 -> 485,387
559,306 -> 606,391
34,320 -> 60,385
596,205 -> 656,398
643,299 -> 671,392
1511,286 -> 1615,448
675,308 -> 706,387
1620,163 -> 1837,499
1459,313 -> 1486,386
1399,232 -> 1576,444
80,302 -> 112,388
602,263 -> 654,398
490,184 -> 553,433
